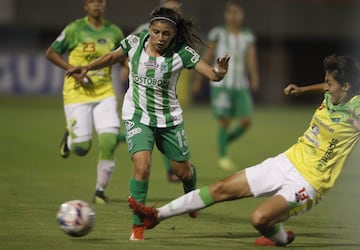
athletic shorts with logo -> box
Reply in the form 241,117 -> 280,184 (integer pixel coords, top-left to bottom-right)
124,120 -> 191,161
245,153 -> 322,218
64,96 -> 120,143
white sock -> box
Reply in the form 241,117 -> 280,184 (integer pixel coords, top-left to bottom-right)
270,223 -> 287,245
157,189 -> 206,220
96,160 -> 115,191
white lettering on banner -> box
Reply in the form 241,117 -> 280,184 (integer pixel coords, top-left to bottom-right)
16,54 -> 49,92
0,56 -> 13,93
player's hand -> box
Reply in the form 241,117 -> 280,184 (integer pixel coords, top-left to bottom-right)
66,66 -> 95,92
215,55 -> 230,74
66,66 -> 88,78
284,84 -> 301,96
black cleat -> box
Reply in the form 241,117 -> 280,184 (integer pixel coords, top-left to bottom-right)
93,190 -> 109,204
59,129 -> 70,158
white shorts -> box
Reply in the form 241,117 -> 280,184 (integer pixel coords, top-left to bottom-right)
245,153 -> 322,217
64,96 -> 120,143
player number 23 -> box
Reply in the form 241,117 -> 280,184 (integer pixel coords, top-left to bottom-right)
83,42 -> 96,52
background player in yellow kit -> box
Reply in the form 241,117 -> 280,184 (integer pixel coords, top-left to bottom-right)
129,54 -> 360,246
46,0 -> 124,204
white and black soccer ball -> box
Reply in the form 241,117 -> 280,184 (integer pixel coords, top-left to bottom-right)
56,200 -> 95,237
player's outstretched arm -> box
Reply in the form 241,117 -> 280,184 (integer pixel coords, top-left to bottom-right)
66,47 -> 125,78
284,83 -> 328,96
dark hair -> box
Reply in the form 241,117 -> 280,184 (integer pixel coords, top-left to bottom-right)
149,7 -> 203,48
324,54 -> 360,93
225,0 -> 243,11
159,0 -> 182,5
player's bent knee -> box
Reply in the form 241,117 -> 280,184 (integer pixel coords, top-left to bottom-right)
209,181 -> 232,201
71,141 -> 91,156
251,209 -> 270,230
240,118 -> 252,128
98,132 -> 119,160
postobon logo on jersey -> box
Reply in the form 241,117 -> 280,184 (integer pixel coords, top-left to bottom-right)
132,73 -> 169,87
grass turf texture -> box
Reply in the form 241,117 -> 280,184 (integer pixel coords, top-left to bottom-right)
1,96 -> 360,250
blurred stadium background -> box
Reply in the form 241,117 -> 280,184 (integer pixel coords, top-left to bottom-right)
1,0 -> 360,104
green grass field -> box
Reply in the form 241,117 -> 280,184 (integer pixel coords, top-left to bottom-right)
1,96 -> 360,250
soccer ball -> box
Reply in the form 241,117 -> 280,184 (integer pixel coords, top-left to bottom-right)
56,200 -> 95,237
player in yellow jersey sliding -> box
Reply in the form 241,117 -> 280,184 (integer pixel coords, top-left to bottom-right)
129,54 -> 360,246
46,0 -> 124,204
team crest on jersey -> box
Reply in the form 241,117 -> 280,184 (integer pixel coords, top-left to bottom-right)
125,120 -> 135,131
145,60 -> 158,69
330,112 -> 344,123
160,62 -> 168,73
97,38 -> 107,44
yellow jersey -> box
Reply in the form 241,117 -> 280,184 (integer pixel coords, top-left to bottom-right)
285,92 -> 360,195
51,17 -> 124,104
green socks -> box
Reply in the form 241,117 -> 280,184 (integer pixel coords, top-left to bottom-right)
129,178 -> 149,226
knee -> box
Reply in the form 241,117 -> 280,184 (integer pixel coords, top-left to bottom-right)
171,162 -> 194,180
208,180 -> 229,201
251,208 -> 270,231
240,118 -> 252,129
71,141 -> 91,156
99,133 -> 119,159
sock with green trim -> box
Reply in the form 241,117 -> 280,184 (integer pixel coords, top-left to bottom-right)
263,223 -> 287,245
129,178 -> 149,226
157,186 -> 214,220
96,133 -> 118,190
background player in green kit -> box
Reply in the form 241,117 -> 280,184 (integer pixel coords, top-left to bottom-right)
66,7 -> 230,240
193,1 -> 259,171
45,0 -> 124,204
129,54 -> 360,246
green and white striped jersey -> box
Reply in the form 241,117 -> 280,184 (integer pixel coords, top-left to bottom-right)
120,32 -> 200,128
208,26 -> 255,90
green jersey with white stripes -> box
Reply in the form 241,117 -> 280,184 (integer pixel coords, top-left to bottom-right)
208,26 -> 255,89
120,32 -> 201,128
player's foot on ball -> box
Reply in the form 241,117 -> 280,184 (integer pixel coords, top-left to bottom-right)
218,157 -> 236,171
128,196 -> 159,229
59,129 -> 70,158
129,225 -> 145,241
93,190 -> 109,204
167,169 -> 180,182
254,230 -> 295,246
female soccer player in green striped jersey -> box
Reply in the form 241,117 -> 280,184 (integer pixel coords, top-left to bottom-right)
194,1 -> 259,171
66,7 -> 230,240
46,0 -> 124,204
129,54 -> 360,246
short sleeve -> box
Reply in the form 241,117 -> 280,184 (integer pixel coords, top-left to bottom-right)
179,45 -> 201,69
51,24 -> 75,54
207,27 -> 221,43
120,34 -> 141,56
